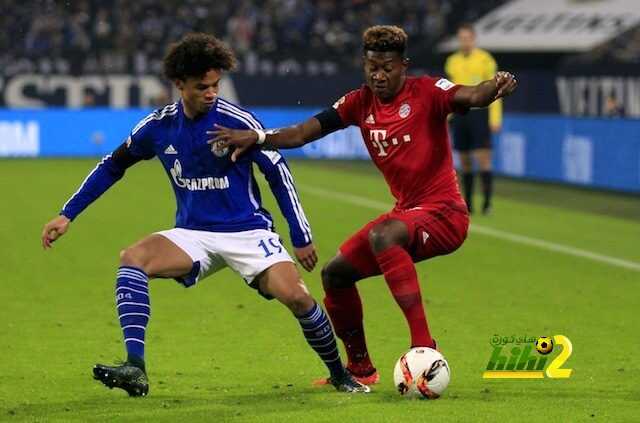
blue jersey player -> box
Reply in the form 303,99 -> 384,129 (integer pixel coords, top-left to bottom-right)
41,33 -> 368,396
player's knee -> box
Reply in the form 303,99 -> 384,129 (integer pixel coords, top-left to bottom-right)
321,262 -> 337,289
284,288 -> 314,316
119,247 -> 150,271
321,260 -> 353,290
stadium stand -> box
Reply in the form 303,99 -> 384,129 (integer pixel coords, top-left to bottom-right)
0,0 -> 507,76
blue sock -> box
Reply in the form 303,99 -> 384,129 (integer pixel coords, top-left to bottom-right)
116,266 -> 150,371
297,302 -> 345,378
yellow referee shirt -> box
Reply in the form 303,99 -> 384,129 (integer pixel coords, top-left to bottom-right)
444,48 -> 502,130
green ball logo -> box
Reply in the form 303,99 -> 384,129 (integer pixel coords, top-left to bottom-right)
535,336 -> 554,355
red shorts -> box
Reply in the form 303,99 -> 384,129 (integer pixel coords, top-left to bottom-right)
339,201 -> 469,278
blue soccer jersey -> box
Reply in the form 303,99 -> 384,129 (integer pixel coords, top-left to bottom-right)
61,99 -> 312,247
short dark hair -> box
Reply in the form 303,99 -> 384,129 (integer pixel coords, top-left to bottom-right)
457,23 -> 475,33
362,25 -> 408,56
163,33 -> 237,81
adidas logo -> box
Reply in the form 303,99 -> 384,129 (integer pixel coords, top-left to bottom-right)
365,114 -> 375,124
422,231 -> 430,244
164,144 -> 178,154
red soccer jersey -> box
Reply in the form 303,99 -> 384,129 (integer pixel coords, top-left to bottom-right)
333,76 -> 465,209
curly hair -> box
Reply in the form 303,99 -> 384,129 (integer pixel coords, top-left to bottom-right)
362,25 -> 408,56
163,33 -> 237,80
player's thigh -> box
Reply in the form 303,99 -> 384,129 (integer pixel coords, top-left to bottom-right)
394,204 -> 469,262
256,261 -> 313,312
216,229 -> 296,290
154,228 -> 226,287
368,217 -> 410,253
121,233 -> 194,278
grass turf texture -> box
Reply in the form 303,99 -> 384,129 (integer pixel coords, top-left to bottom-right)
1,159 -> 638,422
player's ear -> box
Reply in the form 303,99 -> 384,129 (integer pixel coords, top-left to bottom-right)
174,79 -> 185,91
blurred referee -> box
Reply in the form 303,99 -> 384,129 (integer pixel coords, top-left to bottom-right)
445,23 -> 501,215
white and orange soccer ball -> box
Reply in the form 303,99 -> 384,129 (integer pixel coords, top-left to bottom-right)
393,347 -> 450,399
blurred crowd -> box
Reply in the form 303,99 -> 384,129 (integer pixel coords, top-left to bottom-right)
0,0 -> 504,77
564,25 -> 640,66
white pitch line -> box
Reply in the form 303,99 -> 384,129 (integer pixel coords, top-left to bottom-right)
299,184 -> 640,273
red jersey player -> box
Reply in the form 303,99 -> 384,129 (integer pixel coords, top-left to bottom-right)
210,25 -> 517,386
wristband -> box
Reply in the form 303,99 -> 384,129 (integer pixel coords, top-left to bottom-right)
253,128 -> 266,145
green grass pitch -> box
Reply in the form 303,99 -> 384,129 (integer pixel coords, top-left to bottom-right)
1,159 -> 638,422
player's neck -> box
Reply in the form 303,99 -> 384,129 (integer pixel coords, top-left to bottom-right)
181,100 -> 204,120
182,104 -> 198,120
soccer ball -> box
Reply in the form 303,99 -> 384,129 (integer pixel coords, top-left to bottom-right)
535,336 -> 554,355
393,347 -> 450,399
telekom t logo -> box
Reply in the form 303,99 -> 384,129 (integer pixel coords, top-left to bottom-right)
369,129 -> 411,156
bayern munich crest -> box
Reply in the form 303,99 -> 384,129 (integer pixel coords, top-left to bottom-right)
399,103 -> 411,118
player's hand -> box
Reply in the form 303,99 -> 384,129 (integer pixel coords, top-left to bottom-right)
494,71 -> 517,99
490,123 -> 501,133
207,124 -> 258,162
41,215 -> 71,249
294,243 -> 318,272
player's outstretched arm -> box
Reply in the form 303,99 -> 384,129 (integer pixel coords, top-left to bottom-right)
453,71 -> 517,109
208,116 -> 324,162
42,143 -> 143,249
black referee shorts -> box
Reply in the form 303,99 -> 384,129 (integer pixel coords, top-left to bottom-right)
450,109 -> 491,152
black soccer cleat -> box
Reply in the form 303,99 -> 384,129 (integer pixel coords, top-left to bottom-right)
93,363 -> 149,397
329,370 -> 371,393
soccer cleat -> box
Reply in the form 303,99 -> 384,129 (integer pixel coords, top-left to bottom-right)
329,371 -> 371,393
350,369 -> 380,385
345,361 -> 379,385
313,367 -> 378,389
93,363 -> 149,397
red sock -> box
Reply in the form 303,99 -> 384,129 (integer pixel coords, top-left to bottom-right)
375,245 -> 434,348
323,286 -> 376,375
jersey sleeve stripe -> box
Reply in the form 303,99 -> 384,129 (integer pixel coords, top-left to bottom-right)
277,163 -> 312,243
131,103 -> 178,135
217,99 -> 263,128
247,171 -> 274,229
260,149 -> 283,164
216,108 -> 261,130
280,164 -> 312,235
61,154 -> 111,211
217,100 -> 264,129
247,170 -> 260,209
